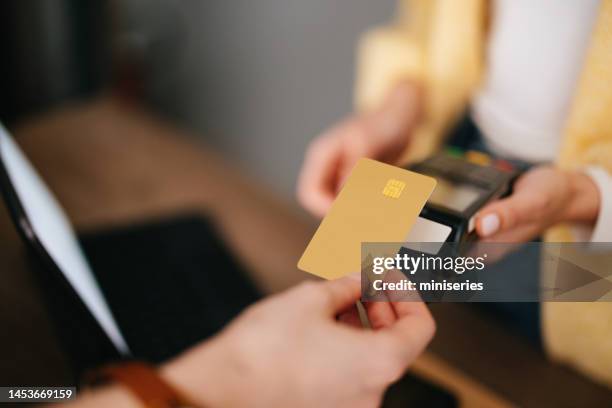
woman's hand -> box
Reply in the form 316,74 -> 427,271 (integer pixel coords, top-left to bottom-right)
297,81 -> 423,217
162,275 -> 435,408
475,166 -> 600,242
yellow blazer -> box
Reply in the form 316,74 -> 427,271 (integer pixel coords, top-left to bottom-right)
355,0 -> 612,387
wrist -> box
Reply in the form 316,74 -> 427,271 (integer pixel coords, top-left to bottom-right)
562,170 -> 601,224
160,336 -> 251,408
71,386 -> 142,408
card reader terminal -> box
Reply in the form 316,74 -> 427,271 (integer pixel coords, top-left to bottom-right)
409,149 -> 521,245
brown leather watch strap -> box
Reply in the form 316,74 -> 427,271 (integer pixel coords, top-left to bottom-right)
88,361 -> 198,408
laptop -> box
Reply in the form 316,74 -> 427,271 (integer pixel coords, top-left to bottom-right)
0,123 -> 260,376
0,124 -> 129,362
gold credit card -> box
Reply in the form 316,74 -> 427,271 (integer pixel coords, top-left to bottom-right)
298,158 -> 437,280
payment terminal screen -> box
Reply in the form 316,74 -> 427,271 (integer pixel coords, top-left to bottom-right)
428,178 -> 485,212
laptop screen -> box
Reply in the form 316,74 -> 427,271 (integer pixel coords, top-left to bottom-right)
0,124 -> 129,355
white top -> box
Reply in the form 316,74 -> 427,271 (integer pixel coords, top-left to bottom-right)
471,0 -> 611,241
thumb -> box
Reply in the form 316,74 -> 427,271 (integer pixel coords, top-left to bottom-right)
319,273 -> 362,315
476,191 -> 534,238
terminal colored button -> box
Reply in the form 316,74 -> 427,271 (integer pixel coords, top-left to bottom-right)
494,159 -> 515,172
465,150 -> 491,166
445,146 -> 463,158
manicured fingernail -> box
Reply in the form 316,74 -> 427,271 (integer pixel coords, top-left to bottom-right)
480,214 -> 500,237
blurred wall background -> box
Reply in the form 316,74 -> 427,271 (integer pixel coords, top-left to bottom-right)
0,0 -> 395,198
118,0 -> 396,197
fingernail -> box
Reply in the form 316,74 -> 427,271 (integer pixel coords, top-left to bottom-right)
480,214 -> 500,237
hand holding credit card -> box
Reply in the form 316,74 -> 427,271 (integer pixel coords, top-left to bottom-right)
298,159 -> 437,280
